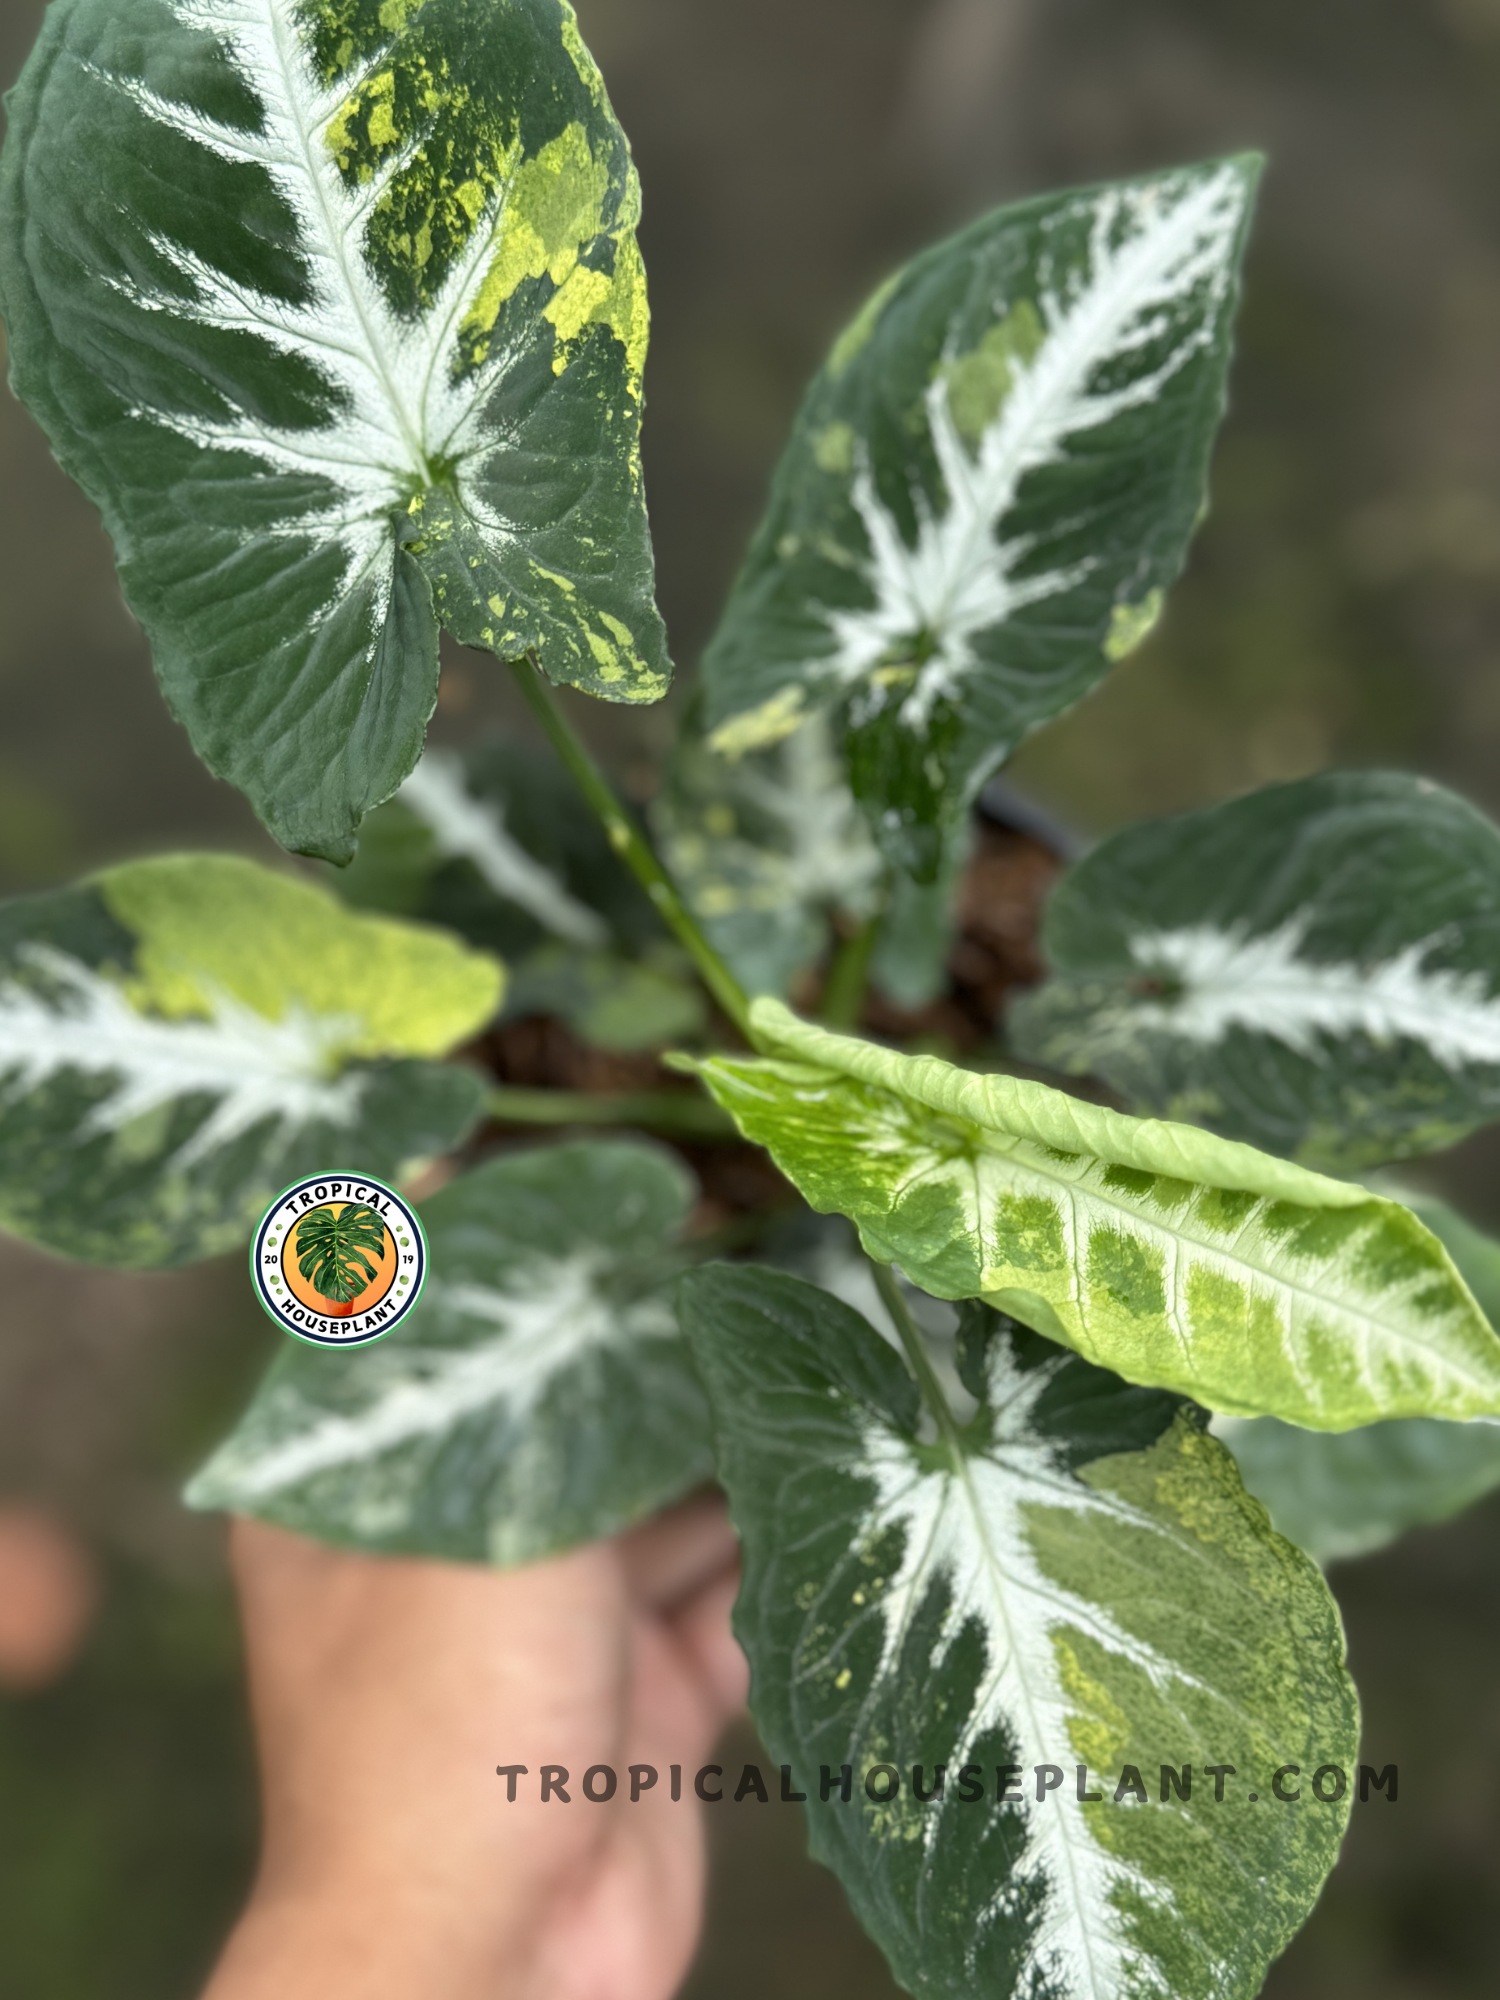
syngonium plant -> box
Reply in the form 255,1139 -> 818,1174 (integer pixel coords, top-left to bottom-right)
3,3 -> 1500,1993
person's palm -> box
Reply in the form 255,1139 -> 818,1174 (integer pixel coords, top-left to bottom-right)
206,1496 -> 748,2000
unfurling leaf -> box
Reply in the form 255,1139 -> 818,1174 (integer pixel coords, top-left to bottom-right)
701,159 -> 1258,878
681,1263 -> 1357,2000
1012,771 -> 1500,1169
190,1140 -> 713,1563
0,855 -> 500,1267
676,999 -> 1500,1430
0,0 -> 667,862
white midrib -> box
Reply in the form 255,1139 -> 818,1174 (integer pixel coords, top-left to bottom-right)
258,0 -> 425,478
941,188 -> 1216,608
940,1413 -> 1117,2000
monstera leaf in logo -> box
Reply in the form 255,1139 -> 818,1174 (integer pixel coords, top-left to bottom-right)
295,1202 -> 389,1315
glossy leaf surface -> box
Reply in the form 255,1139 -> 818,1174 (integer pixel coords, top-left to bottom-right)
701,160 -> 1258,877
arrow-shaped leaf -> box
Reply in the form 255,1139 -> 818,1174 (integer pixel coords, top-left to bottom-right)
676,999 -> 1500,1429
0,854 -> 500,1267
190,1139 -> 713,1563
0,0 -> 667,861
680,1262 -> 1358,2000
701,159 -> 1258,879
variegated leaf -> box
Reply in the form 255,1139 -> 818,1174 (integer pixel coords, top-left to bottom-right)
336,741 -> 704,1047
653,710 -> 966,1008
0,854 -> 500,1266
0,0 -> 666,863
653,713 -> 883,998
1222,1190 -> 1500,1561
700,159 -> 1259,878
681,1263 -> 1357,2000
675,999 -> 1500,1429
190,1139 -> 713,1561
1010,772 -> 1500,1170
338,741 -> 657,948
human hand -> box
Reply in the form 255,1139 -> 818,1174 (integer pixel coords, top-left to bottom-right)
203,1494 -> 748,2000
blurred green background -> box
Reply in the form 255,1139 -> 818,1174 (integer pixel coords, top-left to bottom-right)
3,0 -> 1500,1992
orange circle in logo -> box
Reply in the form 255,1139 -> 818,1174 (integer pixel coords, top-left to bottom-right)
282,1201 -> 401,1319
251,1175 -> 427,1346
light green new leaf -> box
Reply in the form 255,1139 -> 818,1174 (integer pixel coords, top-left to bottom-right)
0,0 -> 667,863
190,1140 -> 713,1563
1011,772 -> 1500,1169
1223,1191 -> 1500,1561
0,854 -> 500,1267
681,1264 -> 1357,2000
675,999 -> 1500,1429
701,159 -> 1259,878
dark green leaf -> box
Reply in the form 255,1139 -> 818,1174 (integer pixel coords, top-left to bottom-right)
0,854 -> 499,1266
1011,771 -> 1500,1169
294,1202 -> 388,1304
190,1140 -> 713,1563
701,159 -> 1259,875
0,0 -> 667,862
681,1262 -> 1357,2000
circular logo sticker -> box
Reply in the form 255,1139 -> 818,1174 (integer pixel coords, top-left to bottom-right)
250,1174 -> 427,1346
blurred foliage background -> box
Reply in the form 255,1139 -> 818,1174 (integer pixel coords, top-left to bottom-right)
3,0 -> 1500,1992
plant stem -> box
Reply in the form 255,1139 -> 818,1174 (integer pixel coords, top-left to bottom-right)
820,912 -> 882,1029
487,1085 -> 738,1141
870,1260 -> 966,1455
509,655 -> 754,1040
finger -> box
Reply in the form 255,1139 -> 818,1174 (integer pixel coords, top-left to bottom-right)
0,1504 -> 98,1692
615,1489 -> 739,1613
664,1564 -> 749,1724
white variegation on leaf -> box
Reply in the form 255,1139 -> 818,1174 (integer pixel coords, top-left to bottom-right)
654,715 -> 884,997
825,171 -> 1247,734
1111,922 -> 1500,1064
400,751 -> 608,949
1012,771 -> 1500,1169
334,737 -> 705,1049
681,1265 -> 1357,2000
674,998 -> 1500,1430
701,159 -> 1259,870
1,946 -> 363,1171
190,1141 -> 713,1563
0,854 -> 499,1267
0,0 -> 667,861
